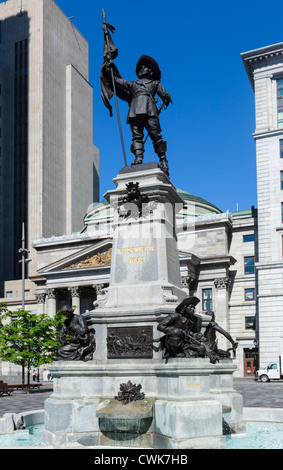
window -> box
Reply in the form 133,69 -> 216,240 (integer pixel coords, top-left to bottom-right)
244,256 -> 255,275
245,288 -> 255,301
202,288 -> 212,311
6,291 -> 12,298
281,171 -> 283,189
245,317 -> 255,330
243,234 -> 255,242
280,140 -> 283,158
282,203 -> 283,223
24,289 -> 30,297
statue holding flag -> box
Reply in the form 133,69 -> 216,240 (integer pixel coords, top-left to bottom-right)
100,11 -> 172,177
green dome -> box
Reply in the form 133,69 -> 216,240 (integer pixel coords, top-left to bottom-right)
176,188 -> 222,216
80,187 -> 222,232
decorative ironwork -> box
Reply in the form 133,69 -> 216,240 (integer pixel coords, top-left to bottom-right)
107,326 -> 153,358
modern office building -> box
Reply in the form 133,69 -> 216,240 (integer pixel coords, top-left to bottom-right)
0,0 -> 99,294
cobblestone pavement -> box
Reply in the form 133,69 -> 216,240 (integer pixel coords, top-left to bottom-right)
0,378 -> 282,418
233,377 -> 283,408
0,383 -> 53,417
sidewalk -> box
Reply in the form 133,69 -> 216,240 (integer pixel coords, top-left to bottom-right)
0,378 -> 282,418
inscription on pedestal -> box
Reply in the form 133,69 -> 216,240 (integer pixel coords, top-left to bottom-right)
107,326 -> 153,358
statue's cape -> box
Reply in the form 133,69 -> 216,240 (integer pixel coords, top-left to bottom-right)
100,62 -> 131,116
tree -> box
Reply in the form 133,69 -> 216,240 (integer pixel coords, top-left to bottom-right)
0,303 -> 64,390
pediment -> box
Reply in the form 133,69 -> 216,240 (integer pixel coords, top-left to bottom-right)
38,239 -> 113,274
63,248 -> 112,270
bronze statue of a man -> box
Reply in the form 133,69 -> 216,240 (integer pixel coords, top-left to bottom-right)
156,298 -> 238,364
105,55 -> 172,176
56,305 -> 95,361
156,296 -> 201,358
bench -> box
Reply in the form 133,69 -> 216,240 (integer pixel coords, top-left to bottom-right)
8,383 -> 43,390
0,380 -> 42,392
0,381 -> 15,396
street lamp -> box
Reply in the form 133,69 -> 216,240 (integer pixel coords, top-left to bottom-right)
18,222 -> 32,383
18,222 -> 32,310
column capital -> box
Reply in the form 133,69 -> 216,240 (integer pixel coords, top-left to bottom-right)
36,293 -> 46,304
92,284 -> 106,295
47,288 -> 57,299
68,286 -> 80,297
214,277 -> 231,290
181,276 -> 193,288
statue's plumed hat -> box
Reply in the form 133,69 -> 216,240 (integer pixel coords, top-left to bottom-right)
175,296 -> 200,313
136,55 -> 161,80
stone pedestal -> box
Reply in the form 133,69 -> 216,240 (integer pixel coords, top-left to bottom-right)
103,163 -> 185,308
42,165 -> 244,449
42,358 -> 243,449
90,165 -> 186,364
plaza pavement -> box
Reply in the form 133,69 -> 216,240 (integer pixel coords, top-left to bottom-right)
0,378 -> 282,417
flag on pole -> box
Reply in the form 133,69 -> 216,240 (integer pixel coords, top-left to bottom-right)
103,20 -> 118,62
100,15 -> 118,117
100,13 -> 130,116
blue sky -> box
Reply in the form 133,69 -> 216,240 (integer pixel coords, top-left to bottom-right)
55,0 -> 282,213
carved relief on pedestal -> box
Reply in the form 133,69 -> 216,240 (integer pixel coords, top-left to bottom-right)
107,326 -> 153,358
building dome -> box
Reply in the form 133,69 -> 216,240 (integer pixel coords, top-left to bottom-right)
176,188 -> 222,217
81,188 -> 222,233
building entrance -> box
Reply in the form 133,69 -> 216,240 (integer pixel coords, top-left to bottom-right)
244,349 -> 258,376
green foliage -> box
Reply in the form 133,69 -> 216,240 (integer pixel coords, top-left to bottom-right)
0,303 -> 65,370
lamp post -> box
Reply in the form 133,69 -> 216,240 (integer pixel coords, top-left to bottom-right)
18,222 -> 32,383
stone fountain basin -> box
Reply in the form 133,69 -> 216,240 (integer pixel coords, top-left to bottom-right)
96,399 -> 154,433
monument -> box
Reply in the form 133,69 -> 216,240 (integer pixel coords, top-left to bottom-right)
41,12 -> 244,449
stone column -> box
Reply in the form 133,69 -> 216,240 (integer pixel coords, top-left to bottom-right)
68,287 -> 81,314
46,289 -> 57,318
36,293 -> 46,315
213,277 -> 231,350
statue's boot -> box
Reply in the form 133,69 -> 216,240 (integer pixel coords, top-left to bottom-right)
159,156 -> 169,177
154,140 -> 169,177
131,141 -> 144,165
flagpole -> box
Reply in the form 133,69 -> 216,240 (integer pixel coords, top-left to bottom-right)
102,9 -> 127,167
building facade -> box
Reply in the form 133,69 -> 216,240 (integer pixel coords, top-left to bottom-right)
242,43 -> 283,369
0,0 -> 99,293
